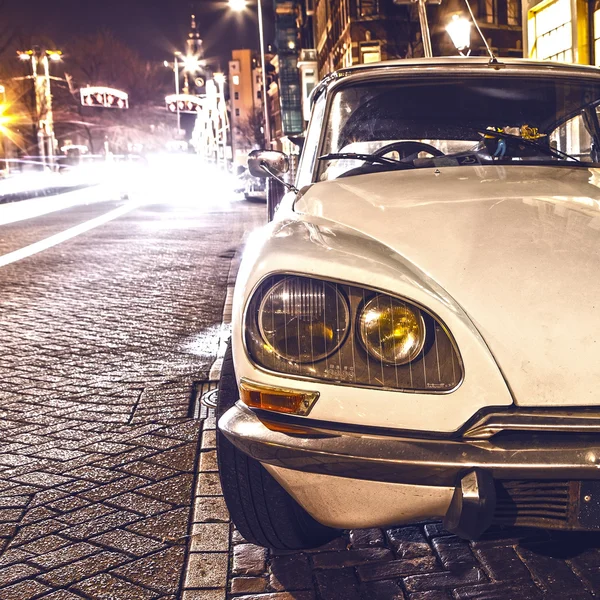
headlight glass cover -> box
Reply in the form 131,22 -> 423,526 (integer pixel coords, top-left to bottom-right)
359,295 -> 425,365
257,277 -> 349,362
246,275 -> 463,392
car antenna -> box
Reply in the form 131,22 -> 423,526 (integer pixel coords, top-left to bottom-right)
463,0 -> 502,67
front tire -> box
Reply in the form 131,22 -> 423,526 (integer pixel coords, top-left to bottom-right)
216,341 -> 339,549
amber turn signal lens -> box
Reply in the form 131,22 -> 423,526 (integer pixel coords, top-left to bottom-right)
239,380 -> 319,416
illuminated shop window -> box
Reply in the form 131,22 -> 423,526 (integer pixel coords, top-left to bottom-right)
594,8 -> 600,65
528,0 -> 573,62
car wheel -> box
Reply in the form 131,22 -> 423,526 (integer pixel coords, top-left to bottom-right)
216,341 -> 340,550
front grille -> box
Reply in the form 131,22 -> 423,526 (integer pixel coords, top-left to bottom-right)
493,480 -> 572,528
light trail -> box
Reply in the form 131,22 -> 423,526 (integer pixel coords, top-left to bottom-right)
0,200 -> 143,268
0,186 -> 114,226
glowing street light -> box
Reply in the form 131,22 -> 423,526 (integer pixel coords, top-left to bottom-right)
228,0 -> 248,11
446,15 -> 472,56
182,55 -> 203,73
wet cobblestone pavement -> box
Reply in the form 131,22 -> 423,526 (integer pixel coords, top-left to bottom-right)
0,198 -> 263,599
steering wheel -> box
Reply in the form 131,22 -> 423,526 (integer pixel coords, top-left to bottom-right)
374,141 -> 444,161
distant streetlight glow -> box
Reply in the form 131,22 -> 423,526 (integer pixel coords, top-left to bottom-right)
228,0 -> 248,11
182,55 -> 202,73
446,15 -> 472,55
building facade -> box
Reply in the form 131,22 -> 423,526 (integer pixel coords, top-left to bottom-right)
433,0 -> 523,57
523,0 -> 593,64
273,0 -> 304,136
312,0 -> 523,77
228,49 -> 264,165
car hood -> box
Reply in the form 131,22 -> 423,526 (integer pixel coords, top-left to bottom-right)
295,165 -> 600,407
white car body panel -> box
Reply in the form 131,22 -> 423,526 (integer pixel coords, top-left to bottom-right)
294,164 -> 600,408
232,198 -> 513,433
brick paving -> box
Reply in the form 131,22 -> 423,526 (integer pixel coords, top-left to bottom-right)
0,198 -> 263,599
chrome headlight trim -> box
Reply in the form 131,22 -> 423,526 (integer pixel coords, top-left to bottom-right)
243,272 -> 464,394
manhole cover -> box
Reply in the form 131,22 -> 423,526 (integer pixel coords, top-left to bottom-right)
201,388 -> 219,408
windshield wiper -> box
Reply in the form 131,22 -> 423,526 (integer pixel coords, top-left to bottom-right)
476,129 -> 581,163
318,153 -> 415,169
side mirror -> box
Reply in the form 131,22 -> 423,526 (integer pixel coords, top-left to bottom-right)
248,149 -> 289,179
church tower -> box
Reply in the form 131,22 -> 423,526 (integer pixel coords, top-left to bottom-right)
187,14 -> 204,59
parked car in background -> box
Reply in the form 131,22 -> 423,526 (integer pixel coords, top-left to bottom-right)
217,57 -> 600,549
243,175 -> 266,202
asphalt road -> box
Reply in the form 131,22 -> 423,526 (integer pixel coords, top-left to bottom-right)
3,189 -> 600,600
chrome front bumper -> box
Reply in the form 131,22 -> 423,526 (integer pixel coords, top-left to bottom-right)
220,403 -> 600,486
220,403 -> 600,538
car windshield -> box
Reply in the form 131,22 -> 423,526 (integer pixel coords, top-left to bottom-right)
318,74 -> 600,181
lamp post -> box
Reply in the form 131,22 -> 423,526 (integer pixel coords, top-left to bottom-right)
164,52 -> 183,134
446,15 -> 472,56
18,48 -> 61,169
228,0 -> 271,148
416,0 -> 433,58
0,96 -> 9,176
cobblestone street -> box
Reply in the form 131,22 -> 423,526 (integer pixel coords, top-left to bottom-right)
4,193 -> 600,600
0,195 -> 262,599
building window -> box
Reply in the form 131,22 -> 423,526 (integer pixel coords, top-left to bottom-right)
507,0 -> 520,25
256,75 -> 261,84
360,41 -> 381,64
257,91 -> 262,99
528,0 -> 572,62
233,75 -> 240,85
358,0 -> 378,17
479,0 -> 497,24
235,108 -> 240,116
234,92 -> 239,100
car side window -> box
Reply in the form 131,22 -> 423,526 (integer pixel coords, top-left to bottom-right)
296,94 -> 326,188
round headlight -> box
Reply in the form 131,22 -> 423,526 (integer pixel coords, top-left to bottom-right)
258,277 -> 350,362
359,295 -> 425,365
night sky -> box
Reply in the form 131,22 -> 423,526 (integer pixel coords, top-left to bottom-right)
5,0 -> 272,69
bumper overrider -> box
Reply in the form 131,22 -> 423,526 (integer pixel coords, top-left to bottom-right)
220,402 -> 600,539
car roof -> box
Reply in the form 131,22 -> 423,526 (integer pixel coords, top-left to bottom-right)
336,56 -> 600,76
310,57 -> 600,104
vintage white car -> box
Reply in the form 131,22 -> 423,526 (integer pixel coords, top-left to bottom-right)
217,57 -> 600,549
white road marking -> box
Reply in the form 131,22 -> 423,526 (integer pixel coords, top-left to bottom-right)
0,200 -> 143,268
0,185 -> 111,226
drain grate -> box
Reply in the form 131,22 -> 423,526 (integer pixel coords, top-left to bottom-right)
189,380 -> 218,419
201,388 -> 219,408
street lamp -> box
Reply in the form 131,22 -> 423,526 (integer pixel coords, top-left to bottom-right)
17,48 -> 62,169
0,101 -> 10,175
164,52 -> 183,134
228,0 -> 271,147
446,15 -> 472,56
